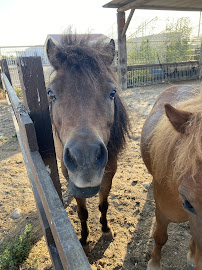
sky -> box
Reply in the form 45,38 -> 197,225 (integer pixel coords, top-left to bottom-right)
0,0 -> 201,46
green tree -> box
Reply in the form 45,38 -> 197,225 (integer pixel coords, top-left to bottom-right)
127,38 -> 156,65
165,17 -> 193,62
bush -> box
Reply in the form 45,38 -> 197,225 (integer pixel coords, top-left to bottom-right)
0,224 -> 33,269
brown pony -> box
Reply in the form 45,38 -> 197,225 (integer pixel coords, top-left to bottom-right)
45,34 -> 130,246
141,84 -> 202,270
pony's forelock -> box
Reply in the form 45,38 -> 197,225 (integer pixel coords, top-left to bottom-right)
51,34 -> 114,75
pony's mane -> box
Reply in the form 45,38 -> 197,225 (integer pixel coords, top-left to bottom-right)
149,90 -> 202,183
108,94 -> 130,157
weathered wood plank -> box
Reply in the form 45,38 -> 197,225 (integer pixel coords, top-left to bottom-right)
118,0 -> 149,11
111,0 -> 202,11
17,56 -> 62,202
1,59 -> 12,84
6,94 -> 64,270
0,66 -> 3,89
121,8 -> 135,38
3,72 -> 92,270
199,44 -> 202,80
140,5 -> 202,11
2,73 -> 38,152
117,11 -> 127,90
26,146 -> 91,269
16,57 -> 54,156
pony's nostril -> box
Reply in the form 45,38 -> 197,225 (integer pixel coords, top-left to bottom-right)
95,144 -> 108,169
64,148 -> 78,171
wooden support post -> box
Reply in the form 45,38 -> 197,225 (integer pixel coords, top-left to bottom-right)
117,11 -> 127,90
121,8 -> 135,38
0,63 -> 3,89
1,59 -> 12,84
199,42 -> 202,81
17,57 -> 63,202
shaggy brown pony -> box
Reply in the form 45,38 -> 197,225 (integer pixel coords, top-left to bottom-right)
141,85 -> 202,270
46,33 -> 130,246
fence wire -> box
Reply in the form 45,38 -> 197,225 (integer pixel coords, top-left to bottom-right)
0,43 -> 201,89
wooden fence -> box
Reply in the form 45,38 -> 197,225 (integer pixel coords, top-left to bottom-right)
0,57 -> 92,270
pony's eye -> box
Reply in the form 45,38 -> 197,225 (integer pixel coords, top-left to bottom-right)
183,200 -> 196,215
109,89 -> 116,100
47,89 -> 56,101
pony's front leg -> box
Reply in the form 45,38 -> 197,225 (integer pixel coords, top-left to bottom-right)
75,197 -> 89,246
147,206 -> 169,270
99,159 -> 117,240
187,237 -> 196,270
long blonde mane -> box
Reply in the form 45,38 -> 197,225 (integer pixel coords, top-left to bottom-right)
149,90 -> 202,183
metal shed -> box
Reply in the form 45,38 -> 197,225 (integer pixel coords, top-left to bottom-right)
103,0 -> 202,89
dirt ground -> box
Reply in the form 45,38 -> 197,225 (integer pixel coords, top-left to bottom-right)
0,80 -> 200,270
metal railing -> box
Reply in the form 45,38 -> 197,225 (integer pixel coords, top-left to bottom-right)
0,45 -> 200,89
127,61 -> 199,87
0,46 -> 50,88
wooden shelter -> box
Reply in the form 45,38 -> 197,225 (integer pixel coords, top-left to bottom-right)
103,0 -> 202,89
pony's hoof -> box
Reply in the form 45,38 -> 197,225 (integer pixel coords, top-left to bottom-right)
187,251 -> 195,270
102,229 -> 114,241
82,242 -> 89,253
187,261 -> 195,270
147,259 -> 162,270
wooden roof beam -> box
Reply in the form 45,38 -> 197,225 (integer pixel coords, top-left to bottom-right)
138,6 -> 202,11
118,2 -> 202,12
121,8 -> 135,38
118,0 -> 149,12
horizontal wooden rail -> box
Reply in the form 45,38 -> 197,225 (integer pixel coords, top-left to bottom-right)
2,73 -> 91,270
127,60 -> 199,71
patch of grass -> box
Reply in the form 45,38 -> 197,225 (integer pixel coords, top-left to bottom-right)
0,224 -> 33,269
15,88 -> 22,98
22,256 -> 40,269
0,136 -> 9,141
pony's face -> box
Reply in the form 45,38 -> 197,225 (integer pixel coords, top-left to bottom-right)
165,103 -> 202,267
46,36 -> 117,198
179,172 -> 202,268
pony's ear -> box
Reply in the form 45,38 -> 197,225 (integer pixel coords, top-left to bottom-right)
164,103 -> 192,134
46,38 -> 63,70
103,39 -> 115,65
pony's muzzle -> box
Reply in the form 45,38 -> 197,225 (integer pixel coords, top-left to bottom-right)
63,139 -> 108,172
63,139 -> 108,198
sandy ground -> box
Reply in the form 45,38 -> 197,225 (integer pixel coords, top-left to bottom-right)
0,80 -> 200,270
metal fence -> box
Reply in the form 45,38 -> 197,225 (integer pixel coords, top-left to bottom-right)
127,39 -> 201,65
0,46 -> 50,88
0,45 -> 48,64
127,61 -> 199,87
0,45 -> 201,89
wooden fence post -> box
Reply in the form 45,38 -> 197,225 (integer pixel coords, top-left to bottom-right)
117,11 -> 127,90
1,59 -> 12,85
199,42 -> 202,81
16,57 -> 63,202
0,62 -> 3,89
